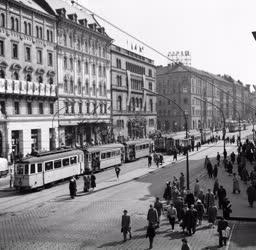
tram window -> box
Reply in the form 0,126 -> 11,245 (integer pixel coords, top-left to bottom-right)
17,165 -> 23,175
101,153 -> 105,159
37,163 -> 42,173
25,164 -> 29,174
62,158 -> 70,167
116,150 -> 120,155
54,160 -> 62,169
106,152 -> 111,158
70,156 -> 77,164
111,152 -> 115,157
30,164 -> 35,174
45,161 -> 53,171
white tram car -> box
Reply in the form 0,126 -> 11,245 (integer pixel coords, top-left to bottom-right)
14,149 -> 84,190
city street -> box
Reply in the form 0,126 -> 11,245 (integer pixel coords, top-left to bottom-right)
0,128 -> 255,249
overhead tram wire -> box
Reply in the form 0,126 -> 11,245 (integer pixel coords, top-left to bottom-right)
71,0 -> 256,114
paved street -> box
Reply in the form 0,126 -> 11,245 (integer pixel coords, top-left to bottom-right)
0,128 -> 255,249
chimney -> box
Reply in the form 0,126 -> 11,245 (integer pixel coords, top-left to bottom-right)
56,8 -> 66,17
78,18 -> 87,27
67,13 -> 78,22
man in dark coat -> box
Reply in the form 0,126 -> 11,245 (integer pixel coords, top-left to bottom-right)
90,173 -> 96,190
217,217 -> 228,247
121,210 -> 131,241
213,164 -> 218,179
207,161 -> 213,178
185,205 -> 197,235
222,198 -> 232,220
69,176 -> 77,199
185,190 -> 195,207
246,184 -> 256,208
216,152 -> 220,166
230,152 -> 235,164
154,197 -> 163,226
180,172 -> 185,190
163,182 -> 172,202
217,186 -> 227,209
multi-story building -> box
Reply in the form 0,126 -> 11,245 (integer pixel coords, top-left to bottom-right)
38,0 -> 112,147
156,63 -> 253,133
0,0 -> 57,160
111,44 -> 157,142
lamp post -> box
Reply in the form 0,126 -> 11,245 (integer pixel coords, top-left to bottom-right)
234,109 -> 241,140
194,97 -> 226,153
143,87 -> 190,190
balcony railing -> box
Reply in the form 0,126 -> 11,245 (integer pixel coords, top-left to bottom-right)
0,78 -> 56,97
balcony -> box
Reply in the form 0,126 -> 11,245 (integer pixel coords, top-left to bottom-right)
0,78 -> 57,98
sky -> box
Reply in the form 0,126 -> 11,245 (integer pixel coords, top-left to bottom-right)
81,0 -> 256,88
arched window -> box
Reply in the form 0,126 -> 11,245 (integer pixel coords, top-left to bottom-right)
103,66 -> 106,77
0,69 -> 5,78
77,78 -> 81,94
150,99 -> 153,112
131,97 -> 135,111
85,61 -> 89,74
49,77 -> 53,85
13,71 -> 19,80
38,75 -> 43,83
85,79 -> 89,94
92,81 -> 96,96
136,98 -> 139,108
39,27 -> 43,39
0,13 -> 5,27
99,82 -> 102,96
103,83 -> 106,96
63,34 -> 67,46
26,73 -> 31,81
69,34 -> 73,47
36,26 -> 39,38
28,23 -> 31,35
64,76 -> 68,92
11,17 -> 14,30
92,64 -> 96,75
24,21 -> 27,34
70,77 -> 74,93
70,58 -> 73,71
117,96 -> 122,111
47,30 -> 49,41
77,60 -> 81,73
15,18 -> 19,32
64,57 -> 67,70
98,65 -> 102,77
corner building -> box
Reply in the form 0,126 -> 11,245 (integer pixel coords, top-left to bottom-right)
111,44 -> 157,142
0,0 -> 57,160
39,0 -> 112,147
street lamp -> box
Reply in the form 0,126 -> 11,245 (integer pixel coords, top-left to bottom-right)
143,87 -> 190,190
194,97 -> 226,153
234,109 -> 241,140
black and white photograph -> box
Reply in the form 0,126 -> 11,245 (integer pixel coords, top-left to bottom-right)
0,0 -> 256,249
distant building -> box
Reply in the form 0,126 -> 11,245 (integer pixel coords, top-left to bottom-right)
111,44 -> 157,142
0,0 -> 57,159
156,63 -> 252,133
37,0 -> 112,147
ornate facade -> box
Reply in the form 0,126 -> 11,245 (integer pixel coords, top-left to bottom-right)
0,0 -> 57,159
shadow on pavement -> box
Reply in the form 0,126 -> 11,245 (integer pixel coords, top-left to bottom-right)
97,239 -> 125,248
201,245 -> 219,250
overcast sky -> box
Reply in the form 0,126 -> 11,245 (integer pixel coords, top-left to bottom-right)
84,0 -> 256,87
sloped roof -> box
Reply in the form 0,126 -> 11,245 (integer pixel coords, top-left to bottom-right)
14,0 -> 50,15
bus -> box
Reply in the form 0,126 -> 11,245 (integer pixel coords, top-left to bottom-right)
14,148 -> 84,190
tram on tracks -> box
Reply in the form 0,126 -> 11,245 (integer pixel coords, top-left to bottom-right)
0,157 -> 8,178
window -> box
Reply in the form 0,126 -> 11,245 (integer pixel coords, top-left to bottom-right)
70,78 -> 74,93
24,21 -> 27,34
64,34 -> 67,46
79,103 -> 82,114
12,43 -> 18,59
27,102 -> 32,114
92,81 -> 96,96
48,52 -> 53,66
65,102 -> 69,114
85,61 -> 89,74
64,57 -> 67,70
104,104 -> 107,114
37,163 -> 42,173
117,96 -> 122,111
86,102 -> 90,113
36,26 -> 39,38
0,13 -> 5,27
149,119 -> 155,127
99,83 -> 102,96
70,156 -> 77,164
0,69 -> 5,78
38,75 -> 43,83
93,103 -> 97,114
150,99 -> 153,112
39,102 -> 43,114
103,66 -> 106,77
37,49 -> 42,64
14,101 -> 19,114
70,58 -> 73,70
149,82 -> 152,90
77,79 -> 81,94
28,23 -> 31,35
64,77 -> 68,92
54,160 -> 61,169
62,158 -> 70,166
50,103 -> 54,114
98,65 -> 102,76
11,17 -> 14,30
117,75 -> 122,87
71,102 -> 75,114
100,103 -> 103,113
85,79 -> 89,94
0,40 -> 4,56
77,60 -> 81,73
13,71 -> 19,80
116,58 -> 121,68
103,83 -> 106,96
25,46 -> 31,61
69,34 -> 73,47
30,164 -> 35,174
92,64 -> 96,75
148,69 -> 152,77
39,27 -> 42,39
45,161 -> 53,171
15,18 -> 19,32
49,77 -> 53,85
0,101 -> 6,114
24,164 -> 29,174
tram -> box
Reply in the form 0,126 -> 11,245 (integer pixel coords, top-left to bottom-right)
82,143 -> 124,172
14,148 -> 84,190
0,158 -> 8,178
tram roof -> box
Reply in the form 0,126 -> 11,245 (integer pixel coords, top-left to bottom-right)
16,149 -> 83,164
84,143 -> 124,153
124,139 -> 153,145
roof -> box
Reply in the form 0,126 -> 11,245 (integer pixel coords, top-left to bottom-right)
85,143 -> 124,153
14,0 -> 50,15
124,139 -> 153,146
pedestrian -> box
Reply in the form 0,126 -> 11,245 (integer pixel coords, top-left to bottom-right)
173,149 -> 178,161
213,178 -> 219,197
121,210 -> 131,242
222,198 -> 232,220
246,183 -> 256,208
83,174 -> 90,192
147,204 -> 158,227
159,153 -> 163,165
146,222 -> 155,249
217,152 -> 220,166
198,189 -> 205,206
163,182 -> 172,203
175,196 -> 184,222
154,197 -> 163,227
115,166 -> 121,180
69,176 -> 77,199
9,168 -> 14,188
181,238 -> 190,250
217,186 -> 227,209
241,167 -> 249,184
230,152 -> 235,165
227,161 -> 233,175
217,217 -> 229,247
180,204 -> 188,233
148,154 -> 152,167
185,205 -> 197,235
213,164 -> 218,179
185,190 -> 195,207
204,189 -> 215,212
180,172 -> 185,190
207,160 -> 213,178
223,149 -> 227,160
90,173 -> 96,191
195,199 -> 204,225
208,205 -> 217,228
232,173 -> 240,194
167,203 -> 177,231
194,179 -> 200,197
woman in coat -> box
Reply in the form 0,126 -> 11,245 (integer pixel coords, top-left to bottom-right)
213,179 -> 219,197
195,200 -> 204,225
146,222 -> 156,249
208,205 -> 217,227
90,173 -> 96,191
